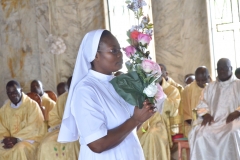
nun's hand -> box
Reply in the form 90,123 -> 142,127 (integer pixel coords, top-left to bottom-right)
131,99 -> 156,125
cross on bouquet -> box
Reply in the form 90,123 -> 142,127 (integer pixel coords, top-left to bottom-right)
110,0 -> 164,109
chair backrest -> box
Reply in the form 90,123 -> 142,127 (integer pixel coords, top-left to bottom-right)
45,90 -> 57,102
26,92 -> 42,107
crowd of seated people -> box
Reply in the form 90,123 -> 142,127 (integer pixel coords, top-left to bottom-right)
0,77 -> 80,160
0,58 -> 239,160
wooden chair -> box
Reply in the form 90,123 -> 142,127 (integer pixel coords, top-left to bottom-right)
173,138 -> 190,160
45,90 -> 57,102
26,92 -> 46,120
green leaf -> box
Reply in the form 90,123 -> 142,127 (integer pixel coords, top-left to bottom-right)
125,0 -> 131,4
126,39 -> 131,45
148,97 -> 155,104
148,76 -> 156,84
127,30 -> 131,37
147,23 -> 153,27
54,147 -> 57,151
125,61 -> 133,71
110,71 -> 146,109
135,58 -> 142,64
62,146 -> 65,150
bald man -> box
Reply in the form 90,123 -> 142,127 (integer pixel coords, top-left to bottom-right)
184,74 -> 195,86
189,58 -> 240,160
235,67 -> 240,79
181,66 -> 210,137
31,80 -> 56,122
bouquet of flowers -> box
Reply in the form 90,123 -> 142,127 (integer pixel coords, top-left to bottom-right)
110,0 -> 164,109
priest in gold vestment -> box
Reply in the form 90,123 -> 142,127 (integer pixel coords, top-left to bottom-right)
138,76 -> 181,160
0,80 -> 46,160
159,63 -> 183,91
181,66 -> 210,136
31,80 -> 56,122
37,77 -> 80,160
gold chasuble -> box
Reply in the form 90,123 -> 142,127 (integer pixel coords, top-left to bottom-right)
0,93 -> 46,160
138,79 -> 181,160
42,93 -> 56,122
181,80 -> 203,136
37,92 -> 80,160
167,77 -> 183,91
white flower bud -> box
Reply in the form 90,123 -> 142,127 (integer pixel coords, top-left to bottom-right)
143,83 -> 158,97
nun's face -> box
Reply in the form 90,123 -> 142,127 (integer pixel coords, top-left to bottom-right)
94,34 -> 123,75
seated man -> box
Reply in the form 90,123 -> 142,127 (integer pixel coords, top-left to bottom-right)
0,80 -> 45,160
181,66 -> 210,137
189,58 -> 240,160
31,80 -> 56,121
159,63 -> 183,91
235,67 -> 240,79
137,73 -> 181,160
37,77 -> 80,160
184,73 -> 195,86
57,82 -> 68,96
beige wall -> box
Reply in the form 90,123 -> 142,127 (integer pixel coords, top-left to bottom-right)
0,0 -> 211,105
0,0 -> 105,105
152,0 -> 211,85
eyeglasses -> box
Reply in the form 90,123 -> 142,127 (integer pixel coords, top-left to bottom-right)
216,67 -> 230,72
98,48 -> 122,55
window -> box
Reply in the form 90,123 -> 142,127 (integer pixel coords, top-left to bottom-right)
207,0 -> 240,78
105,0 -> 155,72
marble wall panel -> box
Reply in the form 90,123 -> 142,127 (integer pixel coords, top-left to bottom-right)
0,1 -> 3,104
0,28 -> 5,105
35,0 -> 48,5
18,5 -> 41,92
152,0 -> 211,85
35,3 -> 57,92
0,0 -> 40,105
0,0 -> 105,105
50,0 -> 105,82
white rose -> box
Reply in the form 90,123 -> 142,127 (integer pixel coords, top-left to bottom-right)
143,83 -> 158,97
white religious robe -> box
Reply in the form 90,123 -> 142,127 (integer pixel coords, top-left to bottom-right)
189,75 -> 240,160
72,70 -> 146,160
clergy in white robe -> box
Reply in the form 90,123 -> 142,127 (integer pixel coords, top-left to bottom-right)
189,58 -> 240,160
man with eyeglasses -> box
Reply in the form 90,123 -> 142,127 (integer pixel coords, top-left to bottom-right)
189,58 -> 240,160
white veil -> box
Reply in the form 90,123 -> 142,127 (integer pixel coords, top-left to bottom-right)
58,29 -> 105,142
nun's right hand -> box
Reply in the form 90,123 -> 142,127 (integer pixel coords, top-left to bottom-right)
131,99 -> 156,124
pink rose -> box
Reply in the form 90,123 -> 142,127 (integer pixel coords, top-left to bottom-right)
123,46 -> 136,58
142,59 -> 161,74
154,64 -> 162,75
155,83 -> 164,100
138,33 -> 152,46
